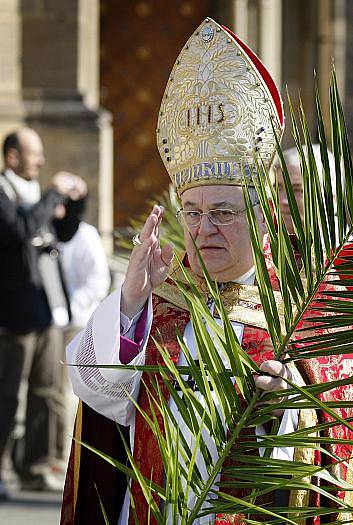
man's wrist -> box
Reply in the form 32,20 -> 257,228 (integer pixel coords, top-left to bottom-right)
121,285 -> 147,319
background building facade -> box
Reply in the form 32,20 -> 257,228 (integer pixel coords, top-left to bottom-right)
0,0 -> 350,249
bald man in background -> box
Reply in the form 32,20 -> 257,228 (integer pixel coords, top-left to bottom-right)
273,144 -> 336,234
0,128 -> 87,499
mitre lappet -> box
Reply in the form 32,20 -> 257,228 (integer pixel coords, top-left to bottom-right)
156,17 -> 285,195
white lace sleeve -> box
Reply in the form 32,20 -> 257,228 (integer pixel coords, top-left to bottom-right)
66,287 -> 153,425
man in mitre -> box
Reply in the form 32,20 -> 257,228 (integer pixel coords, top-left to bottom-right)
60,18 -> 311,525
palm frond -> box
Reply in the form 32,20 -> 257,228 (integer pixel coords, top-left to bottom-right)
94,483 -> 111,525
80,67 -> 353,523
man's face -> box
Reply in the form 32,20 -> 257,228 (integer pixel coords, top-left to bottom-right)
276,165 -> 303,234
9,130 -> 45,180
180,185 -> 264,282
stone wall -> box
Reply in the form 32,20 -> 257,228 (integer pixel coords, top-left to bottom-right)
0,1 -> 24,136
0,0 -> 113,250
0,0 -> 352,248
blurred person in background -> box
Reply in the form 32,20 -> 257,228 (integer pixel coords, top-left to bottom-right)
273,144 -> 336,233
0,128 -> 87,500
59,198 -> 111,344
56,197 -> 111,464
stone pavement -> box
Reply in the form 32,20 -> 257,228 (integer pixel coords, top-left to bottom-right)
0,488 -> 62,524
0,468 -> 63,524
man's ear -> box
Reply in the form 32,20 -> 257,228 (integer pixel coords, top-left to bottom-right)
6,148 -> 20,169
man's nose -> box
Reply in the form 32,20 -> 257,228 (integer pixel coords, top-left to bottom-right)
197,213 -> 218,235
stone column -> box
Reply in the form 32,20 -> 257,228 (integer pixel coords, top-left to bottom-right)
258,0 -> 282,88
233,0 -> 249,42
21,0 -> 113,251
0,0 -> 24,139
215,1 -> 249,44
332,0 -> 347,105
220,1 -> 281,83
317,0 -> 332,130
344,0 -> 353,140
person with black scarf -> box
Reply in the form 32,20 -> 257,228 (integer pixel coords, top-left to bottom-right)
0,128 -> 87,499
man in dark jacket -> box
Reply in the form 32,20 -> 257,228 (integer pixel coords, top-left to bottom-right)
0,128 -> 87,499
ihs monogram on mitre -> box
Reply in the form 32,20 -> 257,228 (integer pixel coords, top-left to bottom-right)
156,18 -> 284,196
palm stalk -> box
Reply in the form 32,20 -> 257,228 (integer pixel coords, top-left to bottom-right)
81,68 -> 353,523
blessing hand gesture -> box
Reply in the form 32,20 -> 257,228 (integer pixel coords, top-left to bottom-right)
121,205 -> 174,319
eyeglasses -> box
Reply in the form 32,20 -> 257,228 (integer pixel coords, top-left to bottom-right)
176,208 -> 248,227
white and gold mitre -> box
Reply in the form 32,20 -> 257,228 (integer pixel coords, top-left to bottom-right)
156,18 -> 284,195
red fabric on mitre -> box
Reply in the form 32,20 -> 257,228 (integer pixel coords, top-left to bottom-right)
222,25 -> 284,127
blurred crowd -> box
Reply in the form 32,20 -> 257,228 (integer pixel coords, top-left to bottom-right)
0,127 -> 111,500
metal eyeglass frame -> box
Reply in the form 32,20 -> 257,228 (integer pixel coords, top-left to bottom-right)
175,208 -> 248,227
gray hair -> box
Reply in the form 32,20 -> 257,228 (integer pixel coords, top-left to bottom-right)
273,144 -> 336,197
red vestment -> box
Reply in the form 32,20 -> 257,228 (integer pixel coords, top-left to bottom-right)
61,241 -> 353,524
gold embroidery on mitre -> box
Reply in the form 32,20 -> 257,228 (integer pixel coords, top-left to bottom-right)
156,18 -> 284,195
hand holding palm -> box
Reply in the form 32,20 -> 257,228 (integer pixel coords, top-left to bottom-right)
255,360 -> 292,416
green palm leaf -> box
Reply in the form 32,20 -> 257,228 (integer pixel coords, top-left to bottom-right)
79,67 -> 353,523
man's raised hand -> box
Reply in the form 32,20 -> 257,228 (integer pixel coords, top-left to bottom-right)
121,205 -> 174,319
